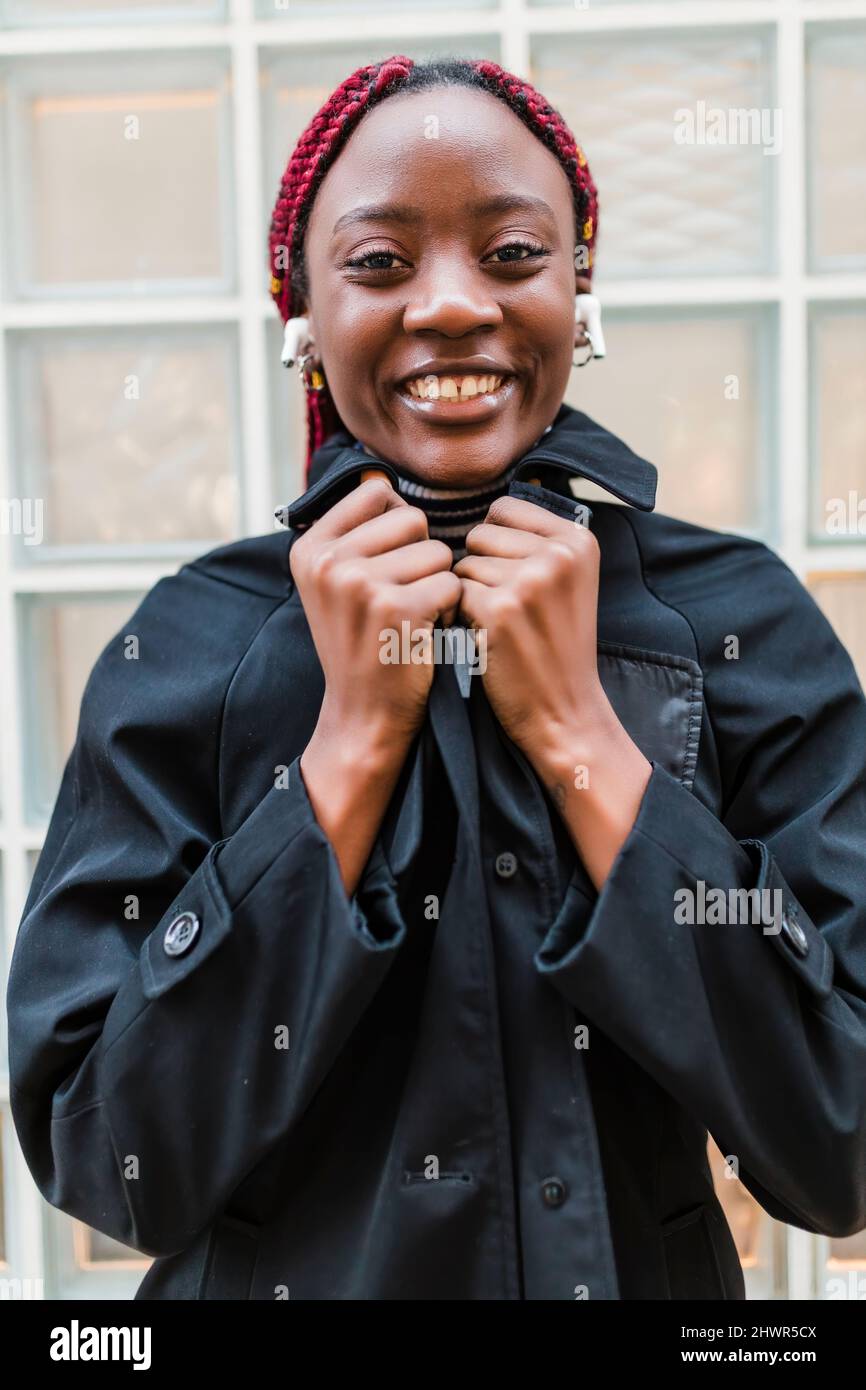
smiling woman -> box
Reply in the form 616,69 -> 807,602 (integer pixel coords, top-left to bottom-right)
8,53 -> 866,1307
268,57 -> 598,485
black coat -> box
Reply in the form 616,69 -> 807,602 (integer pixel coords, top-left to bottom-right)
7,402 -> 866,1301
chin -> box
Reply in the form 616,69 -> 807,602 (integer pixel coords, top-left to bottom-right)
382,419 -> 541,491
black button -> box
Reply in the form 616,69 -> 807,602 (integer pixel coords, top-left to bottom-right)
495,851 -> 518,879
163,911 -> 200,958
780,903 -> 808,957
540,1176 -> 567,1208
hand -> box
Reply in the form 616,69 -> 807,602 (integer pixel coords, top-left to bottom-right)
454,495 -> 607,763
454,495 -> 652,891
291,477 -> 461,752
291,478 -> 461,897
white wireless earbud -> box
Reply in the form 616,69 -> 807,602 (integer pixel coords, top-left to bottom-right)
281,315 -> 311,368
575,293 -> 606,361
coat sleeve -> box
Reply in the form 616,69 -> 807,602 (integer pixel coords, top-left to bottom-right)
6,570 -> 408,1259
533,542 -> 866,1238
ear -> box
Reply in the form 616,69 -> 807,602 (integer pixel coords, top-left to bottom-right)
574,272 -> 593,296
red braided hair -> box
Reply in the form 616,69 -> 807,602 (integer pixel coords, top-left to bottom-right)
267,55 -> 599,478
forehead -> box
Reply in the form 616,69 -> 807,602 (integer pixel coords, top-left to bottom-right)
308,84 -> 575,234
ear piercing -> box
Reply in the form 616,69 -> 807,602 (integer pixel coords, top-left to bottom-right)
282,314 -> 325,389
574,292 -> 606,367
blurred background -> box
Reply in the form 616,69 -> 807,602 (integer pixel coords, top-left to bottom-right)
0,0 -> 864,1300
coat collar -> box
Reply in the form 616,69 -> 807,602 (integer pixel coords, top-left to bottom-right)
275,401 -> 657,532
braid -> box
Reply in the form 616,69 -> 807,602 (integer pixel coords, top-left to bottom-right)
267,55 -> 599,477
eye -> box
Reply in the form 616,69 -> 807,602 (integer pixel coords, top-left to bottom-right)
343,247 -> 407,272
487,240 -> 550,265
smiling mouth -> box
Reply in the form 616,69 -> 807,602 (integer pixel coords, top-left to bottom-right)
399,372 -> 511,403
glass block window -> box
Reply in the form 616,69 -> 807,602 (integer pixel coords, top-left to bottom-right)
18,593 -> 147,824
1,1 -> 226,22
806,24 -> 866,274
809,306 -> 866,544
530,28 -> 776,278
7,324 -> 241,561
0,52 -> 235,299
806,573 -> 866,691
570,306 -> 775,535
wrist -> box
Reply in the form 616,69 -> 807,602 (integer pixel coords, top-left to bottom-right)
523,691 -> 624,785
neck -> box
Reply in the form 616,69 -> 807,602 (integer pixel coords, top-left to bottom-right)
350,425 -> 553,560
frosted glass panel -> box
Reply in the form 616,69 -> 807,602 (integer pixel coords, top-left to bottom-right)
806,574 -> 866,692
568,308 -> 772,534
2,54 -> 234,297
74,1223 -> 150,1270
707,1138 -> 778,1296
19,593 -> 146,823
1,0 -> 225,22
806,26 -> 866,272
258,0 -> 494,12
8,326 -> 240,558
261,35 -> 500,222
0,1109 -> 6,1266
530,30 -> 774,277
809,308 -> 866,543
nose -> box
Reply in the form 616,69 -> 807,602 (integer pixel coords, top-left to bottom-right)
402,255 -> 503,337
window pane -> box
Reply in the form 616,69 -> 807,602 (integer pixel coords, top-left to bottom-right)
18,593 -> 146,823
73,1222 -> 151,1270
806,25 -> 866,273
1,53 -> 234,298
806,573 -> 866,691
707,1137 -> 782,1297
1,0 -> 225,22
809,307 -> 866,542
7,325 -> 240,558
530,29 -> 775,277
0,1108 -> 6,1267
260,36 -> 500,226
258,0 -> 494,12
569,307 -> 774,534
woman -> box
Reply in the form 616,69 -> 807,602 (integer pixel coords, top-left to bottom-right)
7,55 -> 866,1302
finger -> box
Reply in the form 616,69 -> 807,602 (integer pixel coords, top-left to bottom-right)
309,477 -> 407,541
361,468 -> 393,487
398,570 -> 463,624
483,494 -> 579,540
338,503 -> 429,557
463,522 -> 546,560
457,575 -> 495,629
367,538 -> 454,584
452,554 -> 517,587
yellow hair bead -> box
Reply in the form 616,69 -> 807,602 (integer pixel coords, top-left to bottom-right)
577,149 -> 587,167
270,274 -> 282,295
583,217 -> 593,240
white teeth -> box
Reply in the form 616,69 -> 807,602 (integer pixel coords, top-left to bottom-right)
403,373 -> 505,401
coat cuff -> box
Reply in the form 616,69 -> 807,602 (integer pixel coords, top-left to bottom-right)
140,755 -> 405,1002
534,759 -> 834,1002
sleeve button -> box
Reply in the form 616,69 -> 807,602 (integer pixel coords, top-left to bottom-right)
780,903 -> 808,957
163,911 -> 200,957
541,1176 -> 567,1208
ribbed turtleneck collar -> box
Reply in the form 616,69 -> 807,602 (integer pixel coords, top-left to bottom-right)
349,424 -> 553,561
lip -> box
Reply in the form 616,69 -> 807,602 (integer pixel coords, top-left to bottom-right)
395,372 -> 518,426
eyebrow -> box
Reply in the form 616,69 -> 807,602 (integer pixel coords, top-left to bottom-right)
331,193 -> 556,238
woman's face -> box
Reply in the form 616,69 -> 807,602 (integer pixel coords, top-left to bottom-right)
303,85 -> 588,487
